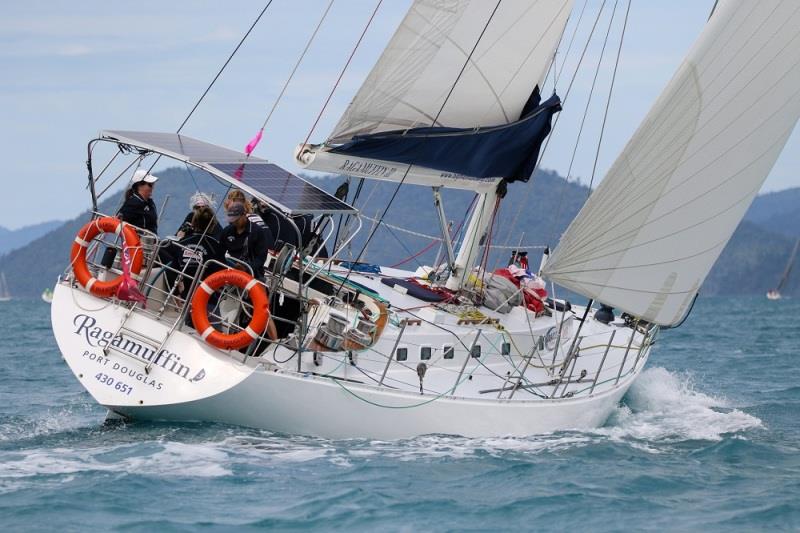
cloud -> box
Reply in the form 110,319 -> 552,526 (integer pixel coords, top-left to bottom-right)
55,44 -> 93,57
206,26 -> 240,42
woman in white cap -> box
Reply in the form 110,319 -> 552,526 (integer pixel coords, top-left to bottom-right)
119,168 -> 159,233
100,168 -> 159,268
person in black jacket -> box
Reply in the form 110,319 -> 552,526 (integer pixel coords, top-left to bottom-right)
221,201 -> 272,281
101,169 -> 159,268
252,198 -> 328,258
119,169 -> 159,233
162,206 -> 225,298
221,201 -> 278,344
176,192 -> 221,240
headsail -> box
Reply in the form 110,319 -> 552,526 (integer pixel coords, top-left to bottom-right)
296,0 -> 574,189
544,0 -> 800,325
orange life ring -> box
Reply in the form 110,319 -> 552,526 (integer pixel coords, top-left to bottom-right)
191,269 -> 270,350
70,217 -> 144,298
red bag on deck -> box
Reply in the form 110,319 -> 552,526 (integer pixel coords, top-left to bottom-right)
493,268 -> 547,314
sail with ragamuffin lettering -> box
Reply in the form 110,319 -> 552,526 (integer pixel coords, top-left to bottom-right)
543,0 -> 800,326
295,0 -> 574,190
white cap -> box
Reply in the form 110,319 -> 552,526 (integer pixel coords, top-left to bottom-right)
190,192 -> 215,209
131,168 -> 159,185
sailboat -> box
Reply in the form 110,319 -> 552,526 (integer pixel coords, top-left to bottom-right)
41,288 -> 54,304
0,272 -> 10,302
767,238 -> 799,300
50,1 -> 800,439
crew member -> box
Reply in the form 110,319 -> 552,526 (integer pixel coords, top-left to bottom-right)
162,206 -> 225,298
176,192 -> 220,240
221,202 -> 272,281
101,169 -> 159,268
221,201 -> 278,344
119,169 -> 159,233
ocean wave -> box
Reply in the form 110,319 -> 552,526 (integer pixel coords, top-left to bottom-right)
598,366 -> 763,443
0,401 -> 99,444
0,368 -> 766,486
0,441 -> 232,481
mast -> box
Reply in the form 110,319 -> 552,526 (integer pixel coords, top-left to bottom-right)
445,185 -> 499,290
295,0 -> 572,290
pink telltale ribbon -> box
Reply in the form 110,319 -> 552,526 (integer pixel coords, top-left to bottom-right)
116,244 -> 147,306
234,129 -> 264,180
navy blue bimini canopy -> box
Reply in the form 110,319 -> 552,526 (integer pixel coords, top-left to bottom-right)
329,91 -> 561,183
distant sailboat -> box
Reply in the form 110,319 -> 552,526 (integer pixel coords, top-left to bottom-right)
41,288 -> 54,304
0,272 -> 11,302
767,238 -> 800,300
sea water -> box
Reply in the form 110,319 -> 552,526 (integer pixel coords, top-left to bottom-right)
0,297 -> 797,531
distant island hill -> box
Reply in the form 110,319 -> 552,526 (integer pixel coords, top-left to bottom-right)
0,166 -> 797,299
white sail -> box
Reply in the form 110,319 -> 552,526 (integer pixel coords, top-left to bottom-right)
0,272 -> 10,301
776,238 -> 800,293
297,0 -> 574,186
544,0 -> 800,325
331,0 -> 573,141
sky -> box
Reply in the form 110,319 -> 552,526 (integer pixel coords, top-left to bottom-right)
1,0 -> 798,230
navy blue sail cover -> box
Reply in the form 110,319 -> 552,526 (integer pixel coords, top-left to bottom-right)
329,92 -> 561,183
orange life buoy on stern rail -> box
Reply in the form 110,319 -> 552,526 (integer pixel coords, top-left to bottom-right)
191,269 -> 270,351
70,216 -> 144,298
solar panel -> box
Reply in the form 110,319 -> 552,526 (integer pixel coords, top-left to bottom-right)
208,162 -> 355,215
103,131 -> 265,164
99,130 -> 355,215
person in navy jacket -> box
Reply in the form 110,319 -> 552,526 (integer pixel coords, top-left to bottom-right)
118,168 -> 159,233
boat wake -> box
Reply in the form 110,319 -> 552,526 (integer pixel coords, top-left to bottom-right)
598,366 -> 763,444
0,368 -> 764,487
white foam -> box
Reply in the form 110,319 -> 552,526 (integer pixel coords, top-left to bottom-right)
0,402 -> 98,443
0,368 -> 762,481
597,366 -> 763,442
216,434 -> 336,465
0,442 -> 232,479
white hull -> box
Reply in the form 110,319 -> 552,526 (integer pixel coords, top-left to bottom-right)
51,282 -> 650,439
118,367 -> 632,439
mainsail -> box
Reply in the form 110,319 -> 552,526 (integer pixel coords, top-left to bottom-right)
296,0 -> 574,189
544,0 -> 800,325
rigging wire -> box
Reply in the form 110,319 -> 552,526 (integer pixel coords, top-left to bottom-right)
260,0 -> 335,139
302,0 -> 384,148
586,0 -> 632,193
554,0 -> 590,90
550,1 -> 792,262
496,0 -> 609,253
332,0 -> 504,296
176,1 -> 275,135
546,0 -> 621,246
128,1 -> 275,197
540,0 -> 576,97
242,0 -> 336,160
389,195 -> 477,268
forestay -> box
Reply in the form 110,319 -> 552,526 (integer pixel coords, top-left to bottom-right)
297,0 -> 574,189
544,0 -> 800,325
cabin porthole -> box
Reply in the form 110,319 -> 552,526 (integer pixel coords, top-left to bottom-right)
396,347 -> 408,362
420,346 -> 432,360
